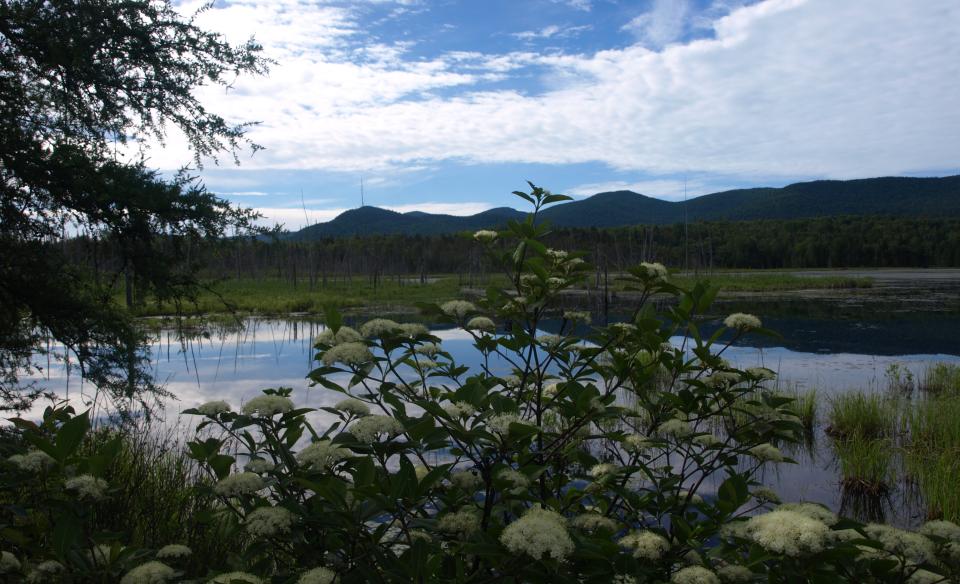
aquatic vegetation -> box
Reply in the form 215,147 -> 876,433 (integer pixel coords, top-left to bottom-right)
826,391 -> 898,440
834,436 -> 893,496
921,362 -> 960,395
906,395 -> 960,521
791,389 -> 818,435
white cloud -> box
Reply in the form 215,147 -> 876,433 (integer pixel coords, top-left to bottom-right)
220,191 -> 270,197
250,206 -> 350,229
157,0 -> 960,185
512,24 -> 592,41
552,0 -> 592,11
622,0 -> 692,49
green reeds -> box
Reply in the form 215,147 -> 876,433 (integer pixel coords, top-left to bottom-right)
904,395 -> 960,521
791,389 -> 818,435
920,362 -> 960,395
826,391 -> 898,440
834,436 -> 893,496
83,424 -> 242,567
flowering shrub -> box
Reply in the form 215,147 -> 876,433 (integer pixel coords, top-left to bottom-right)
2,185 -> 960,583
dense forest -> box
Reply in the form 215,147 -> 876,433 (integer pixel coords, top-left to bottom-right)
63,215 -> 960,298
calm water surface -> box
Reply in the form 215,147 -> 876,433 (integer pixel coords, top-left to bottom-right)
24,291 -> 960,526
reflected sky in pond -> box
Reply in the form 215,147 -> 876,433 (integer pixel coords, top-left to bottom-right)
19,301 -> 960,528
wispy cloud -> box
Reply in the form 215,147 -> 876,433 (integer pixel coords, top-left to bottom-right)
552,0 -> 592,12
621,0 -> 692,49
511,24 -> 592,41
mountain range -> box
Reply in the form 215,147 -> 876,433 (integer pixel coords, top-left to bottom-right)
289,175 -> 960,239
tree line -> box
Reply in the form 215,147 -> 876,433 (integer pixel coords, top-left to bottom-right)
60,215 -> 960,297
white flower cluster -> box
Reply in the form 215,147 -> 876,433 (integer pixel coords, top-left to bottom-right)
623,434 -> 654,452
120,561 -> 175,584
619,530 -> 670,560
297,440 -> 350,470
546,249 -> 568,261
360,318 -> 400,338
349,415 -> 404,443
298,566 -> 336,584
723,313 -> 762,330
440,300 -> 476,319
744,509 -> 830,556
751,487 -> 780,503
322,342 -> 373,367
920,520 -> 960,541
244,458 -> 275,474
612,575 -> 639,584
487,413 -> 526,435
210,572 -> 262,583
778,502 -> 838,526
8,450 -> 56,472
693,434 -> 721,447
746,367 -> 776,381
0,551 -> 20,574
437,508 -> 480,537
246,506 -> 295,537
500,506 -> 574,561
334,398 -> 370,416
639,262 -> 669,280
497,469 -> 530,494
657,418 -> 692,438
473,230 -> 498,243
716,565 -> 753,582
563,310 -> 591,324
416,343 -> 440,356
465,316 -> 496,332
316,326 -> 362,345
571,513 -> 617,533
538,334 -> 562,348
864,523 -> 935,564
196,400 -> 231,416
449,470 -> 483,492
397,323 -> 429,337
589,463 -> 618,480
156,544 -> 192,560
748,443 -> 784,463
703,371 -> 740,388
671,566 -> 719,584
64,474 -> 109,501
242,395 -> 294,417
444,402 -> 476,419
26,559 -> 64,582
213,472 -> 265,497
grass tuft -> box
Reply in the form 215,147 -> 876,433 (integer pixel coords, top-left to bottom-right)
826,391 -> 898,440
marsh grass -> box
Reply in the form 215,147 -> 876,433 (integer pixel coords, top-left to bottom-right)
904,396 -> 960,521
791,388 -> 818,435
124,275 -> 465,316
826,391 -> 898,440
83,424 -> 242,566
834,437 -> 894,496
920,362 -> 960,395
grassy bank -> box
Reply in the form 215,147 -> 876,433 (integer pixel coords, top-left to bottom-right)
123,270 -> 873,317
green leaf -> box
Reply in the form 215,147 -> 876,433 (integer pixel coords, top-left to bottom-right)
54,410 -> 90,460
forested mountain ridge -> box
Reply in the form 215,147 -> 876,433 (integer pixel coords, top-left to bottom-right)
289,175 -> 960,238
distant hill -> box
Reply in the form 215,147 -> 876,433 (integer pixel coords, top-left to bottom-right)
290,175 -> 960,239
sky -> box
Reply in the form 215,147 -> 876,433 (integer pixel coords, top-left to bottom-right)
154,0 -> 960,230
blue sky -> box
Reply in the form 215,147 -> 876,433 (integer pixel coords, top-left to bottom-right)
157,0 -> 960,229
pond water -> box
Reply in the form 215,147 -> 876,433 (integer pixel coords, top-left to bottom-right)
21,288 -> 960,527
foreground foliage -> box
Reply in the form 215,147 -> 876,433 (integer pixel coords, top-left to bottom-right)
3,187 -> 960,583
0,0 -> 266,412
